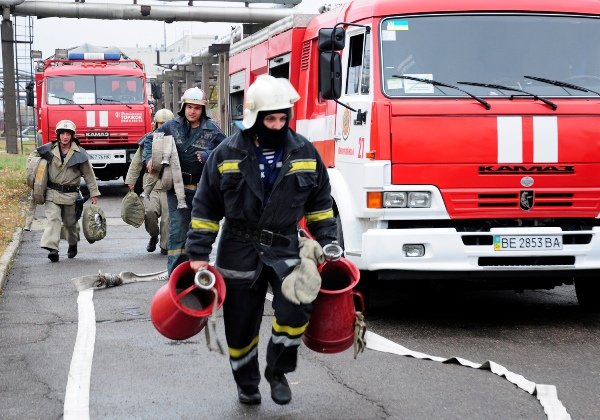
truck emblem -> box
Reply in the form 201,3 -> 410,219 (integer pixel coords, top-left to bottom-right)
520,190 -> 534,211
520,176 -> 534,187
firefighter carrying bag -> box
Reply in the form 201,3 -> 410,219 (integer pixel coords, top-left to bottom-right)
26,156 -> 49,205
121,190 -> 145,228
82,204 -> 107,244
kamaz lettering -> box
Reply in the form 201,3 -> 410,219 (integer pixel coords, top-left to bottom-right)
86,132 -> 109,138
479,165 -> 575,174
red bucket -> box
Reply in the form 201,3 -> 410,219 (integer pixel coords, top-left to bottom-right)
303,258 -> 363,353
150,262 -> 226,340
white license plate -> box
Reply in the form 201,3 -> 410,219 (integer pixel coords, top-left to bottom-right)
493,235 -> 563,251
88,149 -> 126,164
89,153 -> 111,161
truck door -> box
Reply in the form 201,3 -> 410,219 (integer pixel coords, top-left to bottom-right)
334,27 -> 372,164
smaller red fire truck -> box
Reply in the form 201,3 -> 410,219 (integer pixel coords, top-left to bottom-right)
31,46 -> 152,181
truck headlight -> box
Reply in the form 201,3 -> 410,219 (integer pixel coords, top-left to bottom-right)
408,192 -> 431,208
383,192 -> 407,208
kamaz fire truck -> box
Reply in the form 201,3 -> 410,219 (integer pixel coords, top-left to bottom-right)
32,46 -> 152,181
224,0 -> 600,308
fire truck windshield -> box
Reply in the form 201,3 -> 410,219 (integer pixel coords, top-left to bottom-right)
380,13 -> 600,98
47,75 -> 145,105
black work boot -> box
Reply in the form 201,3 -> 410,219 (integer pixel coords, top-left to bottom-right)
47,249 -> 59,262
237,386 -> 261,405
265,366 -> 292,405
146,236 -> 158,252
67,244 -> 78,259
160,247 -> 168,255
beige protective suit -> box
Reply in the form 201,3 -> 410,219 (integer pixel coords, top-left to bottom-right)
30,141 -> 100,252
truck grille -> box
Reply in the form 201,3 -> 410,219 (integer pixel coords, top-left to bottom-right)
478,192 -> 573,207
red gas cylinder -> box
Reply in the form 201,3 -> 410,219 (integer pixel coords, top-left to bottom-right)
150,262 -> 226,340
303,257 -> 364,353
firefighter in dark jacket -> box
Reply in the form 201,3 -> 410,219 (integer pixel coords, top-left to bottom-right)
186,75 -> 338,406
143,87 -> 225,274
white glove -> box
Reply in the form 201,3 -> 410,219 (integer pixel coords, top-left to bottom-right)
281,237 -> 325,304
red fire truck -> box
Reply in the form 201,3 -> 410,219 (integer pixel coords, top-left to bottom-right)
32,47 -> 152,181
226,0 -> 600,308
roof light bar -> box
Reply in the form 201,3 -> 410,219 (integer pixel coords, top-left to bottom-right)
67,52 -> 121,60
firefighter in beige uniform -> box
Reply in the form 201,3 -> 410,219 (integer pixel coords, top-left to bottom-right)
125,108 -> 174,254
30,120 -> 100,262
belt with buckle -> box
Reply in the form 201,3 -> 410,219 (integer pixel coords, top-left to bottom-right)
225,219 -> 295,247
47,181 -> 80,193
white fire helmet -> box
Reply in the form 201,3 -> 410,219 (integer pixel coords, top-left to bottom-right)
178,87 -> 207,116
242,75 -> 300,129
154,108 -> 174,124
55,119 -> 76,135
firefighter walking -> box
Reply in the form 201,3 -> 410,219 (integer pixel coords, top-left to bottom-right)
185,75 -> 338,405
125,108 -> 174,254
143,87 -> 225,275
29,120 -> 100,262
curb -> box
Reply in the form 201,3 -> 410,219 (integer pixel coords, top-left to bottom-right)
0,227 -> 24,291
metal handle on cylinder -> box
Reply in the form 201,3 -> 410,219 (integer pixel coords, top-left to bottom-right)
323,241 -> 343,261
194,269 -> 216,290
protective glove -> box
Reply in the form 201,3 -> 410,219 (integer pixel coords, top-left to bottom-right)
281,237 -> 325,305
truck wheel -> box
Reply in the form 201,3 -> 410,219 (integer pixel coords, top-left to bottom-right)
575,279 -> 600,311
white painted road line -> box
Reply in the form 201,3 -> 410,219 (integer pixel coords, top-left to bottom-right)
64,289 -> 95,420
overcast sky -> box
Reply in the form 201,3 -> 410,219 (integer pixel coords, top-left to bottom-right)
26,0 -> 333,58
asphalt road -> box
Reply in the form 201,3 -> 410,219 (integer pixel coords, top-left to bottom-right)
0,181 -> 599,419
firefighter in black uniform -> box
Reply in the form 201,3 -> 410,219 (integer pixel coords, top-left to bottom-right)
186,75 -> 338,406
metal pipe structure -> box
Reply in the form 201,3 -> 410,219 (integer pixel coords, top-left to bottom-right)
12,1 -> 296,23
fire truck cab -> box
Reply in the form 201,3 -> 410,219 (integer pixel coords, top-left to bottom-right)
34,48 -> 152,181
227,0 -> 600,308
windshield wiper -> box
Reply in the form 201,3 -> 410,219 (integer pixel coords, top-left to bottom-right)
457,81 -> 557,110
393,75 -> 490,110
524,75 -> 600,96
97,97 -> 132,109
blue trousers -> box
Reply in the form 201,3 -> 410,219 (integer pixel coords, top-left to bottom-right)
166,188 -> 196,275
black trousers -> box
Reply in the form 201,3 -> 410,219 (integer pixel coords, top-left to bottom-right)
223,265 -> 312,391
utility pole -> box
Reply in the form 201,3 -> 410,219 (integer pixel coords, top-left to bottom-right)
1,6 -> 18,153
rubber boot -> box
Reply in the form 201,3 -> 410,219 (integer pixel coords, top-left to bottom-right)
147,236 -> 158,252
68,244 -> 78,259
48,249 -> 59,263
265,366 -> 291,405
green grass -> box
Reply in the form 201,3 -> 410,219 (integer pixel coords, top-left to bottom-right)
0,146 -> 31,266
0,152 -> 27,171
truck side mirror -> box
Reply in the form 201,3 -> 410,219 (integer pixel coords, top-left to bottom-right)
319,51 -> 342,100
25,80 -> 35,107
151,81 -> 162,100
318,27 -> 345,51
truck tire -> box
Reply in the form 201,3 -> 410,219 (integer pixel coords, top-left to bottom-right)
574,279 -> 600,311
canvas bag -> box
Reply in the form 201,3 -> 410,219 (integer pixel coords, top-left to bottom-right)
121,190 -> 145,228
